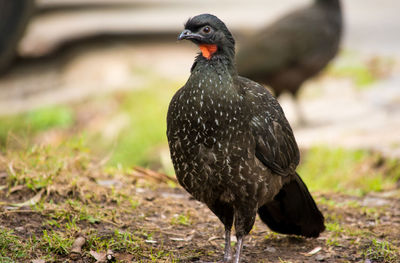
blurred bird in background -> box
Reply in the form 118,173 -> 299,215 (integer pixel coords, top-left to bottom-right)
237,0 -> 342,126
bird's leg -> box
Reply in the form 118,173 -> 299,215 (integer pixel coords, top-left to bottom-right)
292,93 -> 307,126
232,235 -> 244,263
223,227 -> 232,262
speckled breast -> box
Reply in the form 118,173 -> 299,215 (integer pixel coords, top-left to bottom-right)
167,64 -> 254,203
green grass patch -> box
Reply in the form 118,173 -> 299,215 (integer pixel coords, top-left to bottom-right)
0,105 -> 74,148
298,146 -> 398,195
327,50 -> 394,89
2,136 -> 90,195
0,228 -> 27,261
362,239 -> 399,263
171,212 -> 191,226
328,60 -> 375,87
41,230 -> 74,255
0,72 -> 179,170
102,79 -> 178,168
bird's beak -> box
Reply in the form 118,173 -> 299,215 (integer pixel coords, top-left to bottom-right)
178,29 -> 203,41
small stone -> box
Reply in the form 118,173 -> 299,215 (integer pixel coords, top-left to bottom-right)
15,226 -> 25,232
265,246 -> 276,253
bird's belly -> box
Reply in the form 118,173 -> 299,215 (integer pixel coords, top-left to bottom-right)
170,138 -> 234,201
169,134 -> 279,205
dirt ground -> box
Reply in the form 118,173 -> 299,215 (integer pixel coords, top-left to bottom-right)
1,170 -> 399,262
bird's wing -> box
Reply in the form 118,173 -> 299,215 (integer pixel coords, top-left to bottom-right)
238,76 -> 300,176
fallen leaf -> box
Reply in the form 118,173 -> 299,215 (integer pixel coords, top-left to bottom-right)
207,236 -> 221,242
32,259 -> 45,263
306,246 -> 322,256
90,250 -> 107,262
115,252 -> 134,261
9,185 -> 25,193
11,189 -> 44,207
169,237 -> 185,241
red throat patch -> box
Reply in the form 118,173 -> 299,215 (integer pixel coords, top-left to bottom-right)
199,44 -> 218,59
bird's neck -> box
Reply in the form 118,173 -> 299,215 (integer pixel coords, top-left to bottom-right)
316,0 -> 341,10
188,56 -> 239,99
316,0 -> 342,29
193,51 -> 237,78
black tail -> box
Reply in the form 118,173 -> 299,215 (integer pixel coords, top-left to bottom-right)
258,173 -> 325,237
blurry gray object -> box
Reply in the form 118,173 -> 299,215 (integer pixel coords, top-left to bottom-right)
0,0 -> 35,73
236,0 -> 342,125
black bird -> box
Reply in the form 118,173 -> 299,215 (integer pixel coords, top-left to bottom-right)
167,14 -> 325,263
236,0 -> 342,125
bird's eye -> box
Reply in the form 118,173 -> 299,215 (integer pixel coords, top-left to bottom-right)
202,26 -> 211,34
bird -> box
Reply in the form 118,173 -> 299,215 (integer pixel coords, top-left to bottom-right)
167,14 -> 325,263
236,0 -> 342,125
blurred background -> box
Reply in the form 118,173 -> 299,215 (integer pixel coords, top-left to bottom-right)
1,0 -> 400,194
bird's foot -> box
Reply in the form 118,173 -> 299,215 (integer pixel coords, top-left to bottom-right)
223,255 -> 232,262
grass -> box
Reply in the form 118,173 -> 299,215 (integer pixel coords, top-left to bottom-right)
0,127 -> 399,262
326,50 -> 394,88
41,230 -> 74,255
363,239 -> 398,263
298,146 -> 400,195
0,105 -> 74,147
0,229 -> 26,261
0,140 -> 180,261
0,67 -> 179,171
102,77 -> 178,168
171,212 -> 191,226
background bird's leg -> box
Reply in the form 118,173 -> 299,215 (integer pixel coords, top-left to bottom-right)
233,235 -> 244,263
223,227 -> 232,262
292,91 -> 307,126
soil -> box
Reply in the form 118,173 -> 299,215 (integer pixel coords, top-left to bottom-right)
1,178 -> 399,262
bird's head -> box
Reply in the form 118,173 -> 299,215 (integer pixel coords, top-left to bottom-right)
178,14 -> 235,60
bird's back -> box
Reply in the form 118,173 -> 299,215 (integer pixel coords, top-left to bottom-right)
236,0 -> 342,95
